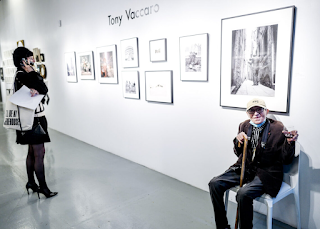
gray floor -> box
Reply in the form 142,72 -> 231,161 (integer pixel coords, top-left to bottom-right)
0,102 -> 295,229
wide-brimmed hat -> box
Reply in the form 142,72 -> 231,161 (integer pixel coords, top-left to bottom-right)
12,47 -> 33,67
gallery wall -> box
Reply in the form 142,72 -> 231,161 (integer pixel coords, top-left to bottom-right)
1,0 -> 320,228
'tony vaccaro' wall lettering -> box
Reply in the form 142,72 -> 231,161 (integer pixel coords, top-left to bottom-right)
108,4 -> 160,26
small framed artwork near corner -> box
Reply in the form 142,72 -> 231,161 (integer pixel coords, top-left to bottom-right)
149,38 -> 167,62
179,33 -> 208,81
120,37 -> 139,68
145,71 -> 173,103
17,40 -> 25,47
77,51 -> 95,80
122,71 -> 140,99
96,45 -> 118,84
220,6 -> 295,112
65,52 -> 77,83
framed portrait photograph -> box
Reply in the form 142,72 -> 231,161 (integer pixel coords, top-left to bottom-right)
96,45 -> 118,84
220,6 -> 295,112
145,71 -> 173,103
179,33 -> 208,81
33,48 -> 41,63
149,38 -> 167,62
77,51 -> 95,80
122,71 -> 140,99
65,52 -> 77,83
120,37 -> 139,68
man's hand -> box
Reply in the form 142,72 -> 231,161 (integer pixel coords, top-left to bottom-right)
282,130 -> 299,144
236,132 -> 248,144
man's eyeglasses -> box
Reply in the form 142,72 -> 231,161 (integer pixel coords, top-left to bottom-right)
247,107 -> 265,115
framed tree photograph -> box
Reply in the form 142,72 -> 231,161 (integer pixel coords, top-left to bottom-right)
120,37 -> 139,68
179,33 -> 208,81
96,45 -> 118,84
149,38 -> 167,62
65,52 -> 77,83
122,71 -> 140,99
145,71 -> 173,103
220,6 -> 295,112
77,51 -> 95,80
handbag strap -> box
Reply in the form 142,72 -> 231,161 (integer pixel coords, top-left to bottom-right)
14,71 -> 24,132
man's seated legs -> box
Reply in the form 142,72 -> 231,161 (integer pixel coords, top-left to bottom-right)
208,169 -> 240,229
236,175 -> 265,229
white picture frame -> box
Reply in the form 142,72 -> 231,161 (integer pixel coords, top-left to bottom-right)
65,52 -> 77,83
77,51 -> 95,80
179,33 -> 208,81
96,45 -> 118,84
120,37 -> 139,68
122,71 -> 140,99
220,6 -> 295,112
149,38 -> 167,62
145,71 -> 173,103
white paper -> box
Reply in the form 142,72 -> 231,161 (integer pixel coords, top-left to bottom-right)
10,85 -> 45,110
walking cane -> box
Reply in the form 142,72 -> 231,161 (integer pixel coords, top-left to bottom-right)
235,137 -> 248,229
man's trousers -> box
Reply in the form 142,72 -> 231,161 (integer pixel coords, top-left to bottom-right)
208,168 -> 265,229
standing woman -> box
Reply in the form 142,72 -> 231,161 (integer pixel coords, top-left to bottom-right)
13,47 -> 57,198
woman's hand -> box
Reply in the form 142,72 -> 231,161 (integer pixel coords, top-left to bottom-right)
21,60 -> 34,73
30,88 -> 39,97
236,132 -> 248,144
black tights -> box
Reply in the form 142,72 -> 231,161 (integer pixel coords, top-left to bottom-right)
26,144 -> 48,189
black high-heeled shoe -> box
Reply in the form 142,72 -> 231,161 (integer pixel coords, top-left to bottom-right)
26,182 -> 39,195
37,187 -> 58,199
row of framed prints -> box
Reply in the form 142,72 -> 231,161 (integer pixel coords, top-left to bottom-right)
65,33 -> 208,84
65,6 -> 295,112
123,71 -> 172,103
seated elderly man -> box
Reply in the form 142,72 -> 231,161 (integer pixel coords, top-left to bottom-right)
208,98 -> 298,229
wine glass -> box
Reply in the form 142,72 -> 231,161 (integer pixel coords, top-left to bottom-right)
283,125 -> 294,138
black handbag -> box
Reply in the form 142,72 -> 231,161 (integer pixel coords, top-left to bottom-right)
31,118 -> 46,136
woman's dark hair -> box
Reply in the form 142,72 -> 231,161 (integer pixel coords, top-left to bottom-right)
12,47 -> 33,67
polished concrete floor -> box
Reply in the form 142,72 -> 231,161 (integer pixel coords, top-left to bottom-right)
0,102 -> 295,229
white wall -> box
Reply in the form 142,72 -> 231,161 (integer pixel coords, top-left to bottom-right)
1,0 -> 320,228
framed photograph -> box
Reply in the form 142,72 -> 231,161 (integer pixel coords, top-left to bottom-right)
179,33 -> 208,81
120,37 -> 139,68
96,45 -> 118,84
17,40 -> 25,47
77,51 -> 95,80
145,71 -> 173,103
65,52 -> 77,83
220,6 -> 295,112
122,71 -> 140,99
33,48 -> 41,62
149,38 -> 167,62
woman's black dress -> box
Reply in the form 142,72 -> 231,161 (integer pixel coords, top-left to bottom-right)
15,68 -> 51,145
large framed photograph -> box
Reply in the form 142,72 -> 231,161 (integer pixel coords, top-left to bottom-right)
149,38 -> 167,62
179,33 -> 208,81
77,51 -> 95,80
122,71 -> 140,99
220,6 -> 295,112
145,71 -> 173,103
120,37 -> 139,68
65,52 -> 77,83
96,45 -> 118,84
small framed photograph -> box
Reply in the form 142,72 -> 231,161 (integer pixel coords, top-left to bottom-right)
33,48 -> 41,62
179,33 -> 208,81
40,54 -> 45,62
149,38 -> 167,62
120,37 -> 139,68
77,51 -> 95,80
17,40 -> 25,47
122,71 -> 140,99
96,45 -> 118,84
65,52 -> 77,83
220,6 -> 295,112
145,71 -> 173,103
